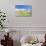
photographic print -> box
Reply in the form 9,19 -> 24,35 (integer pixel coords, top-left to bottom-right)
16,5 -> 32,17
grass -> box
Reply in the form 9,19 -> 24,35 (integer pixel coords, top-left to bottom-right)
16,11 -> 32,17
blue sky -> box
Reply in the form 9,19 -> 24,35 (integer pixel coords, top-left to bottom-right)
16,5 -> 32,10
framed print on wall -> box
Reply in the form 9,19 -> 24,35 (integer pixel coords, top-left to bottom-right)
15,5 -> 32,17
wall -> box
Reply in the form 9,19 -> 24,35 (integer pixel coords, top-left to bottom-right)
0,0 -> 46,28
